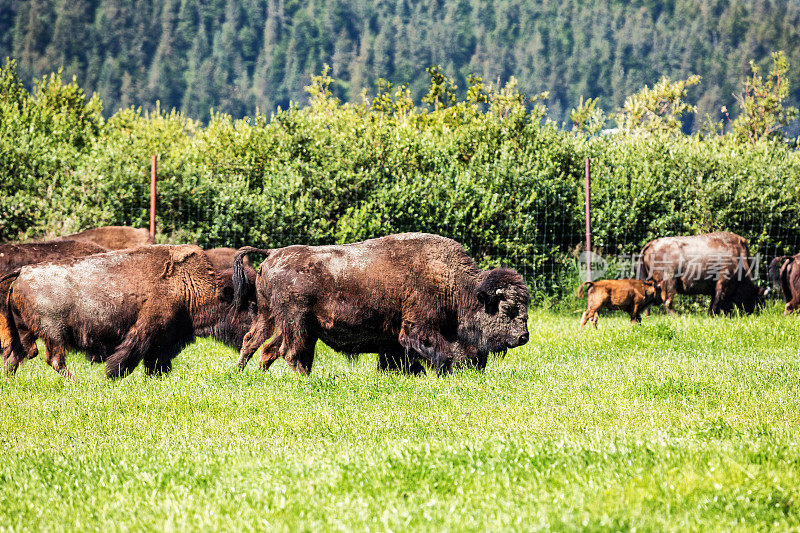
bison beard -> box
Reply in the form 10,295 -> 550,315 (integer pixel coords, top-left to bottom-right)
1,245 -> 257,378
232,233 -> 530,375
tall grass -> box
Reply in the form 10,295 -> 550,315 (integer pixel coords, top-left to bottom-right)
1,306 -> 799,530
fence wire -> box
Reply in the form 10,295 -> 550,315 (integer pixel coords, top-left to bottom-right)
37,156 -> 800,304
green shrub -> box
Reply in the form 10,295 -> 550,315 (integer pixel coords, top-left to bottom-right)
1,62 -> 798,302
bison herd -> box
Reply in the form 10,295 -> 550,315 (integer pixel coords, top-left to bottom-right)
579,231 -> 774,328
0,226 -> 793,379
0,227 -> 529,378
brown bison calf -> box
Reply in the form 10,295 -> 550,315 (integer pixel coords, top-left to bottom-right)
578,279 -> 661,329
1,245 -> 257,378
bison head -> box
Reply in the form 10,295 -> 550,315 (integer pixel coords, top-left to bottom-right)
195,266 -> 258,350
730,279 -> 765,314
768,256 -> 790,290
459,268 -> 530,356
643,280 -> 663,304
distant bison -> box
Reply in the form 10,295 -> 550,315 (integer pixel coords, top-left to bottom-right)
204,247 -> 251,271
232,233 -> 530,375
57,226 -> 154,250
769,254 -> 800,315
0,239 -> 107,273
578,279 -> 661,329
0,239 -> 109,362
1,245 -> 257,378
636,231 -> 764,315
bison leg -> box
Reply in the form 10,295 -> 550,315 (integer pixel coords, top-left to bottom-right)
238,314 -> 274,371
142,350 -> 174,376
21,328 -> 38,360
3,335 -> 27,375
1,318 -> 29,376
105,320 -> 157,379
141,343 -> 181,377
256,333 -> 284,371
710,279 -> 733,316
43,339 -> 71,379
142,319 -> 192,377
579,310 -> 591,330
629,303 -> 643,324
660,280 -> 678,314
378,346 -> 426,375
3,350 -> 24,375
282,330 -> 317,376
785,291 -> 800,316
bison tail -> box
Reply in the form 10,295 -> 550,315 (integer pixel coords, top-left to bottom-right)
635,244 -> 651,281
233,246 -> 271,310
578,281 -> 592,298
780,258 -> 794,304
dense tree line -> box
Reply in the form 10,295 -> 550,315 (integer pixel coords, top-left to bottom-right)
2,0 -> 799,129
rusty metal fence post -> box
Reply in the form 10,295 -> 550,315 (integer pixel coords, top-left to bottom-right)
584,157 -> 591,281
150,155 -> 157,239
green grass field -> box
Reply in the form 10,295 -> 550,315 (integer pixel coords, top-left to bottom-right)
2,305 -> 799,531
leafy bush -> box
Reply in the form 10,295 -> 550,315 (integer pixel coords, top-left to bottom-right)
1,62 -> 799,302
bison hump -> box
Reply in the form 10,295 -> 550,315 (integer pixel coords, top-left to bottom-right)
159,245 -> 219,309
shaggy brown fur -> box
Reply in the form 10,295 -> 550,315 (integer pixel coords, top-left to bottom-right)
57,226 -> 154,250
578,279 -> 661,329
204,247 -> 251,271
636,231 -> 763,315
232,233 -> 530,375
0,239 -> 109,362
2,245 -> 258,378
775,255 -> 800,315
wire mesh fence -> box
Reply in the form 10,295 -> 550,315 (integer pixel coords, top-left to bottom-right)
88,154 -> 800,306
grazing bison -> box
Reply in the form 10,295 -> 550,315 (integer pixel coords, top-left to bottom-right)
636,231 -> 764,315
769,254 -> 800,315
204,247 -> 251,271
578,279 -> 661,329
57,226 -> 154,250
0,239 -> 109,361
232,233 -> 530,375
1,245 -> 257,378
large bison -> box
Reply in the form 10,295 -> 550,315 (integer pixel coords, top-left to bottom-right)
636,231 -> 764,314
232,233 -> 530,375
769,254 -> 800,315
57,226 -> 154,250
0,239 -> 109,361
1,245 -> 257,378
